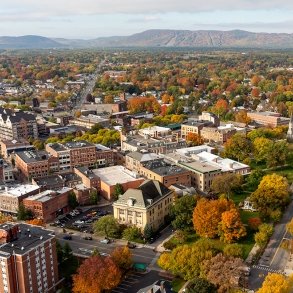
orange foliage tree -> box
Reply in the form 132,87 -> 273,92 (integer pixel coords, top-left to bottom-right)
235,110 -> 251,125
72,255 -> 121,293
219,208 -> 246,243
212,98 -> 229,117
193,198 -> 235,238
0,213 -> 14,224
186,133 -> 204,146
111,246 -> 133,272
26,219 -> 45,227
127,96 -> 161,114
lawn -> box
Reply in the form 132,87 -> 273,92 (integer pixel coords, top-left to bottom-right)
172,278 -> 186,292
267,165 -> 293,184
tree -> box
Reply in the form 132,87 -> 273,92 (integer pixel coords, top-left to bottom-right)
94,215 -> 120,238
68,192 -> 79,209
111,246 -> 133,271
212,99 -> 229,117
113,183 -> 124,201
157,239 -> 217,280
254,223 -> 274,248
193,198 -> 235,238
17,204 -> 33,221
248,217 -> 262,231
250,174 -> 289,218
143,224 -> 154,241
171,195 -> 198,231
220,208 -> 246,243
26,219 -> 44,227
202,253 -> 245,293
211,173 -> 242,199
89,123 -> 103,134
253,137 -> 273,163
122,226 -> 142,241
246,170 -> 265,190
235,110 -> 251,125
186,277 -> 217,293
186,133 -> 204,146
257,273 -> 293,293
223,133 -> 252,162
287,218 -> 293,236
89,190 -> 99,205
72,255 -> 121,293
223,244 -> 244,258
104,95 -> 114,104
0,213 -> 14,224
266,141 -> 288,168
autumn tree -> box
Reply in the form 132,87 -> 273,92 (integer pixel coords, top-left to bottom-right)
0,213 -> 14,224
248,217 -> 262,231
104,95 -> 114,104
26,219 -> 44,227
111,246 -> 133,272
94,215 -> 120,238
193,198 -> 235,238
266,141 -> 288,168
250,174 -> 289,219
202,253 -> 245,293
253,137 -> 273,163
157,239 -> 217,280
211,173 -> 242,199
219,208 -> 246,243
186,133 -> 204,146
223,244 -> 244,258
186,277 -> 217,293
212,98 -> 229,117
72,255 -> 121,293
254,223 -> 274,248
257,273 -> 293,293
171,195 -> 198,231
234,110 -> 251,125
223,133 -> 252,162
287,219 -> 293,236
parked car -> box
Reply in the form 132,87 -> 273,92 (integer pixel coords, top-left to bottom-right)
100,252 -> 109,257
63,235 -> 72,240
100,238 -> 110,244
127,242 -> 136,249
84,236 -> 93,240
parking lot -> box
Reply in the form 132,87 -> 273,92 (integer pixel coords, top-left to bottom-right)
112,271 -> 146,293
51,205 -> 113,234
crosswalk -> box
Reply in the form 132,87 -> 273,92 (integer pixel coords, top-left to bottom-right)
252,265 -> 286,275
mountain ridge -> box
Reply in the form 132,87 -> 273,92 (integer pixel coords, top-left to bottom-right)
0,29 -> 292,49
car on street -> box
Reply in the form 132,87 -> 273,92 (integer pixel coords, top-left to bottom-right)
100,252 -> 109,257
83,236 -> 93,240
100,238 -> 110,244
127,242 -> 136,249
63,235 -> 72,240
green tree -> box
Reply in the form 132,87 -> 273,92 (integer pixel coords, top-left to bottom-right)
171,195 -> 198,231
122,226 -> 142,241
223,244 -> 244,259
186,277 -> 217,293
94,215 -> 120,238
223,133 -> 252,162
143,224 -> 154,241
113,183 -> 124,201
266,141 -> 288,168
253,137 -> 273,163
89,123 -> 103,134
89,190 -> 99,205
17,204 -> 33,221
246,170 -> 265,190
68,192 -> 78,209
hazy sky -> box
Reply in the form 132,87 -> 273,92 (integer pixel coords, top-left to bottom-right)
1,0 -> 292,38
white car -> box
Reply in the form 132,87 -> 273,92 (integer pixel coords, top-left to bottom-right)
100,239 -> 110,244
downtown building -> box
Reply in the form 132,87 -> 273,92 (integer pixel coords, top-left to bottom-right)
0,223 -> 58,293
0,108 -> 38,141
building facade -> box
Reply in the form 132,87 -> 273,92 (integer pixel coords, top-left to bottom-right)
0,108 -> 38,141
113,180 -> 174,231
0,223 -> 58,293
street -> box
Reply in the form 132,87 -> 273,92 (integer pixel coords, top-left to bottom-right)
249,199 -> 293,290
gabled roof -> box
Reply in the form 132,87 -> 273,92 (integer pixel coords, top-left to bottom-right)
114,180 -> 172,208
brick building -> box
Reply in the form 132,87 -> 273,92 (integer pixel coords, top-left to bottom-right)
23,187 -> 72,222
0,140 -> 34,159
0,223 -> 58,293
15,150 -> 59,179
247,111 -> 290,127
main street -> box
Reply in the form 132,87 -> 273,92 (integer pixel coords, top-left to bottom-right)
55,231 -> 158,265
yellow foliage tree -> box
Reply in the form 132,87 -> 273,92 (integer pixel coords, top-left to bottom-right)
110,246 -> 132,271
257,273 -> 293,293
220,208 -> 246,243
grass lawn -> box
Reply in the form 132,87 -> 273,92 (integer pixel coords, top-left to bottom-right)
267,165 -> 293,184
233,191 -> 251,206
172,278 -> 186,292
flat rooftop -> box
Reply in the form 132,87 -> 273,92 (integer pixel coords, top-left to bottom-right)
92,166 -> 142,186
25,187 -> 71,203
33,175 -> 64,186
0,223 -> 54,256
143,160 -> 188,176
17,150 -> 51,163
48,140 -> 94,152
0,184 -> 39,198
180,160 -> 221,173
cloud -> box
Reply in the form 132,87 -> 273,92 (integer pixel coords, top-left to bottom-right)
2,0 -> 293,17
128,15 -> 162,23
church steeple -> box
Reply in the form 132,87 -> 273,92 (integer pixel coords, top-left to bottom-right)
287,114 -> 293,143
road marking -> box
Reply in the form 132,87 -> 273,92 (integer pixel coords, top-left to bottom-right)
252,265 -> 286,275
270,228 -> 288,266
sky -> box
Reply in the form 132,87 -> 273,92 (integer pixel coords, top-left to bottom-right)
0,0 -> 292,38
